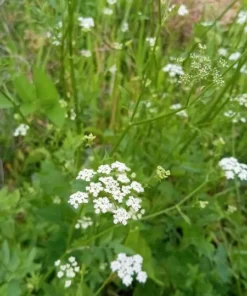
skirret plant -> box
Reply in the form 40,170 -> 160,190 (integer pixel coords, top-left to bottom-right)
1,0 -> 247,295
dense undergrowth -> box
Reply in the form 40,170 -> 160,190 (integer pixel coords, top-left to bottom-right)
1,0 -> 247,295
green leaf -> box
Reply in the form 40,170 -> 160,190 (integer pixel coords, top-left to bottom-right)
13,75 -> 36,103
2,240 -> 10,266
0,188 -> 20,212
46,103 -> 65,127
33,67 -> 59,106
0,93 -> 13,109
125,228 -> 164,286
7,280 -> 21,296
76,282 -> 94,296
176,205 -> 191,225
33,67 -> 65,126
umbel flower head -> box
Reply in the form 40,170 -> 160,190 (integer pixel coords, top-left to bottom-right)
219,157 -> 247,181
110,253 -> 147,286
54,257 -> 80,288
68,161 -> 145,225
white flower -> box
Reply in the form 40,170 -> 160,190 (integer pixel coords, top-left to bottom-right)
218,48 -> 228,57
111,161 -> 130,172
170,103 -> 188,118
107,0 -> 117,4
117,174 -> 130,184
162,63 -> 184,77
55,260 -> 61,266
56,258 -> 80,288
231,94 -> 247,107
109,64 -> 117,74
98,164 -> 112,174
78,17 -> 94,31
75,216 -> 93,229
57,271 -> 64,278
93,197 -> 113,213
110,253 -> 147,286
103,7 -> 113,15
68,256 -> 76,263
146,37 -> 156,47
121,22 -> 129,32
126,196 -> 141,212
229,52 -> 241,61
227,205 -> 237,214
65,280 -> 72,288
168,4 -> 175,12
13,124 -> 29,137
70,162 -> 145,225
199,201 -> 208,209
86,182 -> 103,197
76,169 -> 96,181
178,4 -> 189,16
237,10 -> 247,24
68,191 -> 89,209
131,181 -> 144,193
136,271 -> 147,283
219,157 -> 247,181
122,275 -> 133,286
113,208 -> 130,225
80,49 -> 92,57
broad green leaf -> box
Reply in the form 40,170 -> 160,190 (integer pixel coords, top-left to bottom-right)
46,103 -> 65,127
13,75 -> 36,102
2,240 -> 10,266
0,93 -> 12,109
7,280 -> 21,296
33,68 -> 65,126
33,67 -> 59,107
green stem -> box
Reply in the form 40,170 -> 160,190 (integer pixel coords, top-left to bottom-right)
68,0 -> 80,134
141,177 -> 208,221
94,273 -> 113,296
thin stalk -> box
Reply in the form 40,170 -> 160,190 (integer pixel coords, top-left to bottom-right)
68,0 -> 80,134
141,177 -> 208,221
94,273 -> 113,296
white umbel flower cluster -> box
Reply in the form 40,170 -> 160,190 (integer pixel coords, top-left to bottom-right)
13,124 -> 29,137
78,17 -> 94,31
55,257 -> 80,288
162,63 -> 184,77
110,253 -> 147,286
68,162 -> 145,225
177,4 -> 189,16
231,94 -> 247,107
219,157 -> 247,181
46,21 -> 63,46
237,11 -> 247,25
75,216 -> 93,229
224,94 -> 247,124
146,37 -> 156,48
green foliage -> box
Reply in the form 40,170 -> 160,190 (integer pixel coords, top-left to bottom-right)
1,0 -> 247,295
